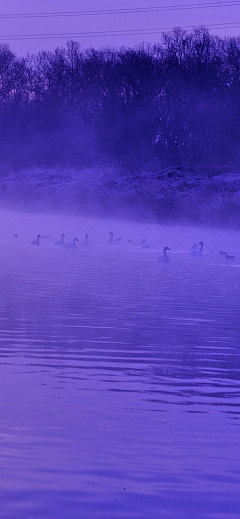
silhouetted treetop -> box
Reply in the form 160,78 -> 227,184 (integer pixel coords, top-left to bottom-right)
0,28 -> 240,173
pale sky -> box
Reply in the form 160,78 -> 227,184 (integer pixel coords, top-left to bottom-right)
1,0 -> 240,56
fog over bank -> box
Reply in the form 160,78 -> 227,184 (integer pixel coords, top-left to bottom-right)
1,26 -> 240,226
1,166 -> 240,228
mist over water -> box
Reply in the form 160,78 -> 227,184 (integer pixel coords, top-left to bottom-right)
0,208 -> 240,519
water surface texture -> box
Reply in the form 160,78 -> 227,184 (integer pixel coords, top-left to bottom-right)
0,210 -> 240,519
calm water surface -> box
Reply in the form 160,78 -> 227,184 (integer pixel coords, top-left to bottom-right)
0,211 -> 240,519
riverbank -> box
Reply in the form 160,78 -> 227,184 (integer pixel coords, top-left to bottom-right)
0,166 -> 239,227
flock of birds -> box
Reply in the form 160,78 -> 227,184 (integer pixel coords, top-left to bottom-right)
189,241 -> 234,261
12,232 -> 235,263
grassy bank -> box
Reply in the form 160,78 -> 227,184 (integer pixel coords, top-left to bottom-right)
0,166 -> 239,227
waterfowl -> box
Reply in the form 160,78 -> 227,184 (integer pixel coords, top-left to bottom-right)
108,232 -> 121,244
219,250 -> 227,255
14,233 -> 18,238
55,233 -> 65,246
141,239 -> 150,249
32,234 -> 41,246
191,241 -> 203,255
226,254 -> 235,260
158,246 -> 171,262
81,234 -> 89,247
63,238 -> 79,249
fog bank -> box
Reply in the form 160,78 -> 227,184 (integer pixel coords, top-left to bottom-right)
1,167 -> 240,228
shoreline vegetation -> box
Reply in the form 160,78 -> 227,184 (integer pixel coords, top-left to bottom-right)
1,26 -> 240,225
1,166 -> 240,227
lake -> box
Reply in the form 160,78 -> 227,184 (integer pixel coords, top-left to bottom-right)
0,209 -> 240,519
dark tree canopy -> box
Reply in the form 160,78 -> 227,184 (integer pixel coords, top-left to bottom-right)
1,28 -> 240,174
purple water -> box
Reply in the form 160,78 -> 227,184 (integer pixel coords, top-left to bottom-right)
0,210 -> 240,519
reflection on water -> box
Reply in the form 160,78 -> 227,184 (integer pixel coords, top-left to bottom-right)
0,210 -> 240,519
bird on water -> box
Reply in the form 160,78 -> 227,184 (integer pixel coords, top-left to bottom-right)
226,254 -> 235,261
32,234 -> 41,246
108,232 -> 121,244
81,234 -> 89,247
191,241 -> 204,256
55,233 -> 65,246
141,239 -> 150,249
63,238 -> 79,249
158,246 -> 171,262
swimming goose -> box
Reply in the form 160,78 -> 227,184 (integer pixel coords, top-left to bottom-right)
32,234 -> 41,246
226,254 -> 235,260
108,232 -> 121,244
191,241 -> 203,255
158,246 -> 171,262
64,238 -> 79,249
55,233 -> 65,246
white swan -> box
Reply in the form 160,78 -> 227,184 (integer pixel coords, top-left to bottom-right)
32,234 -> 41,246
191,241 -> 203,256
108,232 -> 121,244
81,234 -> 89,247
55,233 -> 65,246
158,246 -> 171,262
63,238 -> 79,249
141,239 -> 150,249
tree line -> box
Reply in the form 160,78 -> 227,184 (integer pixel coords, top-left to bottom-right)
1,26 -> 240,174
